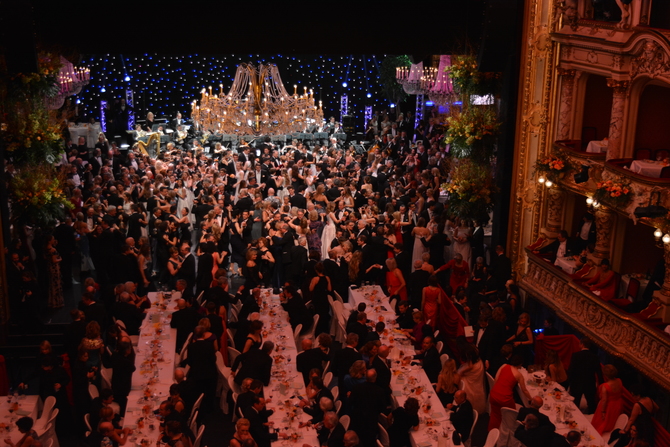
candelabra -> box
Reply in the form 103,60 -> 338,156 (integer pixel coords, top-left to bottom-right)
191,63 -> 323,136
46,56 -> 90,110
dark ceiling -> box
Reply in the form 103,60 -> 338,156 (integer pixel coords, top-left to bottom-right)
23,0 -> 487,59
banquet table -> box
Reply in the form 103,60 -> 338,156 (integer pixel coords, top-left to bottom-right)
349,286 -> 459,447
585,140 -> 608,154
68,123 -> 102,147
555,257 -> 577,275
251,289 -> 319,447
123,291 -> 179,446
629,159 -> 668,178
521,369 -> 606,447
0,395 -> 43,443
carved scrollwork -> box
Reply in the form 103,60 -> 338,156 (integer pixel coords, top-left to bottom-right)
631,40 -> 670,79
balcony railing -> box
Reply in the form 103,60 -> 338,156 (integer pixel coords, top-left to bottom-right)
519,249 -> 670,390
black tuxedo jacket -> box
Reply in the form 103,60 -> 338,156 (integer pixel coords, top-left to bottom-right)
296,347 -> 330,385
233,349 -> 273,386
450,399 -> 474,442
371,355 -> 392,390
567,349 -> 603,392
332,347 -> 362,384
289,194 -> 307,210
317,422 -> 346,447
170,307 -> 201,351
177,253 -> 197,290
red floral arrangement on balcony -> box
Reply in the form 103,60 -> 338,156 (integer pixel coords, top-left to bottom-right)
534,153 -> 571,182
593,179 -> 633,208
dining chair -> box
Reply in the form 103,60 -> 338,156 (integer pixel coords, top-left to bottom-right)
436,341 -> 444,354
466,409 -> 479,447
333,291 -> 344,303
190,393 -> 205,423
100,367 -> 113,391
389,298 -> 397,312
189,409 -> 199,436
377,422 -> 390,447
115,320 -> 127,331
226,328 -> 236,349
634,148 -> 652,160
193,424 -> 206,447
228,306 -> 239,323
228,374 -> 243,395
35,396 -> 56,431
661,166 -> 670,178
331,385 -> 339,402
178,332 -> 194,364
440,353 -> 449,366
228,347 -> 241,366
624,277 -> 640,302
88,383 -> 99,401
84,413 -> 92,433
498,407 -> 521,447
516,383 -> 530,408
334,399 -> 342,415
339,414 -> 350,431
293,324 -> 303,348
378,412 -> 390,430
483,428 -> 500,447
323,372 -> 334,388
322,361 -> 331,379
195,291 -> 205,306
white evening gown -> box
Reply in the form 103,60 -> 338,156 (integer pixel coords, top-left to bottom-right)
452,225 -> 472,267
321,215 -> 337,260
411,231 -> 429,272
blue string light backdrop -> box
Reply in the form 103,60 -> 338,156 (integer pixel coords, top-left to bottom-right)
76,54 -> 398,133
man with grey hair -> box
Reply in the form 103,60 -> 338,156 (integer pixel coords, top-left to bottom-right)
112,291 -> 144,335
317,411 -> 345,447
343,430 -> 359,447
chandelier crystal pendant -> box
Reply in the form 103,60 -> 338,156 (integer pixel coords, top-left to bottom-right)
191,63 -> 323,136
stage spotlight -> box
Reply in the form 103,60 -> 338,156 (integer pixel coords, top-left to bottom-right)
124,75 -> 131,82
574,164 -> 590,183
342,82 -> 348,88
366,93 -> 372,98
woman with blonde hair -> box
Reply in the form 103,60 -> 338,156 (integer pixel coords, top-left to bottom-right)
436,358 -> 460,405
544,349 -> 568,388
385,257 -> 407,301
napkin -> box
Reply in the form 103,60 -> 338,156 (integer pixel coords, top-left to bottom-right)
15,410 -> 30,416
392,390 -> 402,396
432,411 -> 444,419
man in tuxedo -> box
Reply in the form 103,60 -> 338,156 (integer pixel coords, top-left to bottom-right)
536,230 -> 577,264
349,312 -> 370,350
232,341 -> 274,386
280,284 -> 312,335
177,242 -> 196,292
331,333 -> 362,385
371,345 -> 392,390
170,299 -> 200,352
317,412 -> 346,447
296,335 -> 331,385
245,395 -> 286,447
575,212 -> 597,252
349,369 -> 388,447
420,224 -> 449,269
471,220 -> 486,263
395,301 -> 414,330
113,292 -> 145,335
517,396 -> 556,429
447,390 -> 474,443
287,237 -> 309,285
514,414 -> 559,447
170,112 -> 184,131
567,338 -> 603,414
272,224 -> 295,286
473,313 -> 500,364
288,185 -> 307,209
81,291 -> 108,327
234,189 -> 254,214
491,245 -> 513,292
413,336 -> 441,383
408,260 -> 431,309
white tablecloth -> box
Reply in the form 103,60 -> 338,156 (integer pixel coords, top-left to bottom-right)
585,140 -> 608,153
629,159 -> 668,178
555,257 -> 577,275
123,291 -> 179,445
68,123 -> 102,147
521,369 -> 605,447
350,286 -> 457,447
0,395 -> 42,442
252,289 -> 319,447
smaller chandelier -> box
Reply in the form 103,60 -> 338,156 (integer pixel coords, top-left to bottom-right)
395,62 -> 436,95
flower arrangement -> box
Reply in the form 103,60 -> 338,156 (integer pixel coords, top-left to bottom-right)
441,159 -> 498,221
593,179 -> 633,208
534,153 -> 571,181
449,55 -> 480,95
10,164 -> 72,228
444,106 -> 500,160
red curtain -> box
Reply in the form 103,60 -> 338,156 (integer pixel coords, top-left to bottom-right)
534,334 -> 581,370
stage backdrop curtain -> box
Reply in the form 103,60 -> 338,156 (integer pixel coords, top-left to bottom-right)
533,334 -> 581,370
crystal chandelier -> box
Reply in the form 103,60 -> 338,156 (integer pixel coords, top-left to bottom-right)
395,62 -> 437,95
191,63 -> 323,136
46,56 -> 90,110
427,55 -> 457,106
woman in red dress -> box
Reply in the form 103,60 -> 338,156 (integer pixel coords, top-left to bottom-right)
488,355 -> 531,430
591,364 -> 624,434
436,253 -> 470,291
421,275 -> 442,326
585,259 -> 617,302
385,257 -> 407,301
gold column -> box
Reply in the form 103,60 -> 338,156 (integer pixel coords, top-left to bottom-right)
605,79 -> 630,160
593,207 -> 617,261
545,188 -> 566,237
556,68 -> 576,140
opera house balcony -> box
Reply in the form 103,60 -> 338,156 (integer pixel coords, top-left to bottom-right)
520,249 -> 670,391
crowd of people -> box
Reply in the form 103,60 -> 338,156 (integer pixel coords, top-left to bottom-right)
4,108 -> 658,447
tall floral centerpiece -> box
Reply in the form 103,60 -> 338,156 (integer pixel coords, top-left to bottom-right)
0,52 -> 72,228
442,55 -> 501,221
593,179 -> 633,209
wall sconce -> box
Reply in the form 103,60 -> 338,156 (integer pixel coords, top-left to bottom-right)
663,234 -> 670,244
545,180 -> 553,187
654,228 -> 663,239
586,197 -> 594,206
538,176 -> 546,184
592,200 -> 601,208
